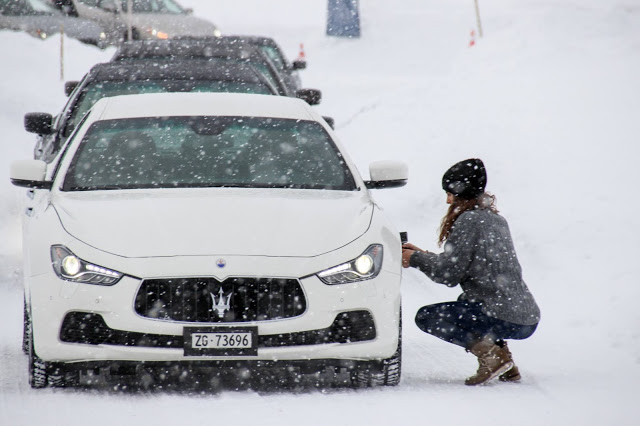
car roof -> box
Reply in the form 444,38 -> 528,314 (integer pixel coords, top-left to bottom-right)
86,60 -> 270,86
91,92 -> 316,122
111,39 -> 262,62
222,35 -> 278,48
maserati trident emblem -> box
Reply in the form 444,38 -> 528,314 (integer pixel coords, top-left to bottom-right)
211,288 -> 231,318
216,258 -> 226,268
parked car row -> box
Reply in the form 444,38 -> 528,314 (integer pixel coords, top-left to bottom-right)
12,31 -> 409,390
25,36 -> 321,163
1,0 -> 219,46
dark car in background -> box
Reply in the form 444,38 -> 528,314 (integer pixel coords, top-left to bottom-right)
223,35 -> 307,93
111,38 -> 320,102
24,60 -> 280,162
1,0 -> 108,46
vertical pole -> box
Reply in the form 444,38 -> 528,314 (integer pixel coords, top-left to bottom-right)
60,24 -> 64,81
474,0 -> 484,38
127,0 -> 133,41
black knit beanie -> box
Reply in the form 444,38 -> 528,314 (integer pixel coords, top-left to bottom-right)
441,158 -> 487,199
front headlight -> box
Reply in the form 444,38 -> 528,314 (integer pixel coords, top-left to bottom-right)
316,244 -> 383,285
144,27 -> 169,39
51,245 -> 123,285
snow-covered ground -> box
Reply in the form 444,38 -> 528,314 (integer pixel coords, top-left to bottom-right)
1,0 -> 639,424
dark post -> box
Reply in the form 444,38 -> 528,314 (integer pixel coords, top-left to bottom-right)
326,0 -> 361,38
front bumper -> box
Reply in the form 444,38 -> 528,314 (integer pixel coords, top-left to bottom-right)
30,269 -> 401,364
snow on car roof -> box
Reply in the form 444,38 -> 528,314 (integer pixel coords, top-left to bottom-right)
93,92 -> 316,121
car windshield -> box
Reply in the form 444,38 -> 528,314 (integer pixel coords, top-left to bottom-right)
258,46 -> 286,72
119,0 -> 184,14
0,0 -> 58,15
114,57 -> 284,95
65,80 -> 272,135
63,117 -> 357,191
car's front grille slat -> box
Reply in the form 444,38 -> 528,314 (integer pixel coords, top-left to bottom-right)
59,310 -> 376,348
135,277 -> 306,323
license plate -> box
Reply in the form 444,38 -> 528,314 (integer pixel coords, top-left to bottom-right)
183,326 -> 258,356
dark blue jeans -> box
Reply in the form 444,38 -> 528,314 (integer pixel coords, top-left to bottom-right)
415,301 -> 538,350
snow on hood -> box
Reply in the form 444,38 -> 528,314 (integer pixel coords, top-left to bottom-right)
53,188 -> 373,258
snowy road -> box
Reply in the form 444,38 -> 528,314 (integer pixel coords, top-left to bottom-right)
2,1 -> 639,425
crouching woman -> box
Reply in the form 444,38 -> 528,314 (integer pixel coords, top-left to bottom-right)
402,159 -> 540,385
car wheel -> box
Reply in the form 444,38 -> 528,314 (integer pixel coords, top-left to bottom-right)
22,299 -> 31,355
47,363 -> 79,388
28,323 -> 48,389
352,308 -> 402,387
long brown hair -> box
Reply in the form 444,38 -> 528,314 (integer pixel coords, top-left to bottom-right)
438,193 -> 498,246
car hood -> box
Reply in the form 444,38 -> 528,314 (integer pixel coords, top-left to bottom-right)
0,15 -> 104,39
130,14 -> 218,37
54,188 -> 373,258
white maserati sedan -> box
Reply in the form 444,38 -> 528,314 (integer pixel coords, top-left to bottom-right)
10,92 -> 408,389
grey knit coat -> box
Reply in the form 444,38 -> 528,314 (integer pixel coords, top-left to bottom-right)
410,208 -> 540,325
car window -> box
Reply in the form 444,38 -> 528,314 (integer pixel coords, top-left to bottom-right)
118,0 -> 184,14
25,0 -> 57,13
1,0 -> 55,15
249,62 -> 280,91
0,0 -> 26,15
63,117 -> 357,191
113,57 -> 284,95
259,46 -> 287,72
64,80 -> 273,135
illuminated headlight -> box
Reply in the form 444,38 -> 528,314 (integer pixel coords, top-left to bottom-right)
145,27 -> 169,39
51,245 -> 123,285
213,29 -> 222,37
317,245 -> 383,285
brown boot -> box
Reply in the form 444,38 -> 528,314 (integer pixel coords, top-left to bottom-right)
465,337 -> 514,386
498,342 -> 521,382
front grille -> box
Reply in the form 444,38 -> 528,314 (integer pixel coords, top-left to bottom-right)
135,277 -> 306,323
59,310 -> 376,348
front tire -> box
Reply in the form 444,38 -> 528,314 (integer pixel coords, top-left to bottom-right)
22,299 -> 31,355
28,324 -> 48,389
352,309 -> 402,387
352,339 -> 402,387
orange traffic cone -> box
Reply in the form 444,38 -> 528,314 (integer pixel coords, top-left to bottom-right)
469,30 -> 476,47
297,43 -> 306,61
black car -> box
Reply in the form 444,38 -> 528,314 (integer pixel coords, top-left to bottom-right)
222,35 -> 307,92
110,38 -> 319,102
24,60 -> 280,162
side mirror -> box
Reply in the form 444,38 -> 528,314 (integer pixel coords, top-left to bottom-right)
365,161 -> 408,189
24,112 -> 53,135
10,160 -> 52,189
292,60 -> 307,71
322,116 -> 335,129
296,88 -> 321,105
64,81 -> 79,97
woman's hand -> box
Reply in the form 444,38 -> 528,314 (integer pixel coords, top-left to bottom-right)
401,248 -> 414,268
401,243 -> 425,268
402,243 -> 422,252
